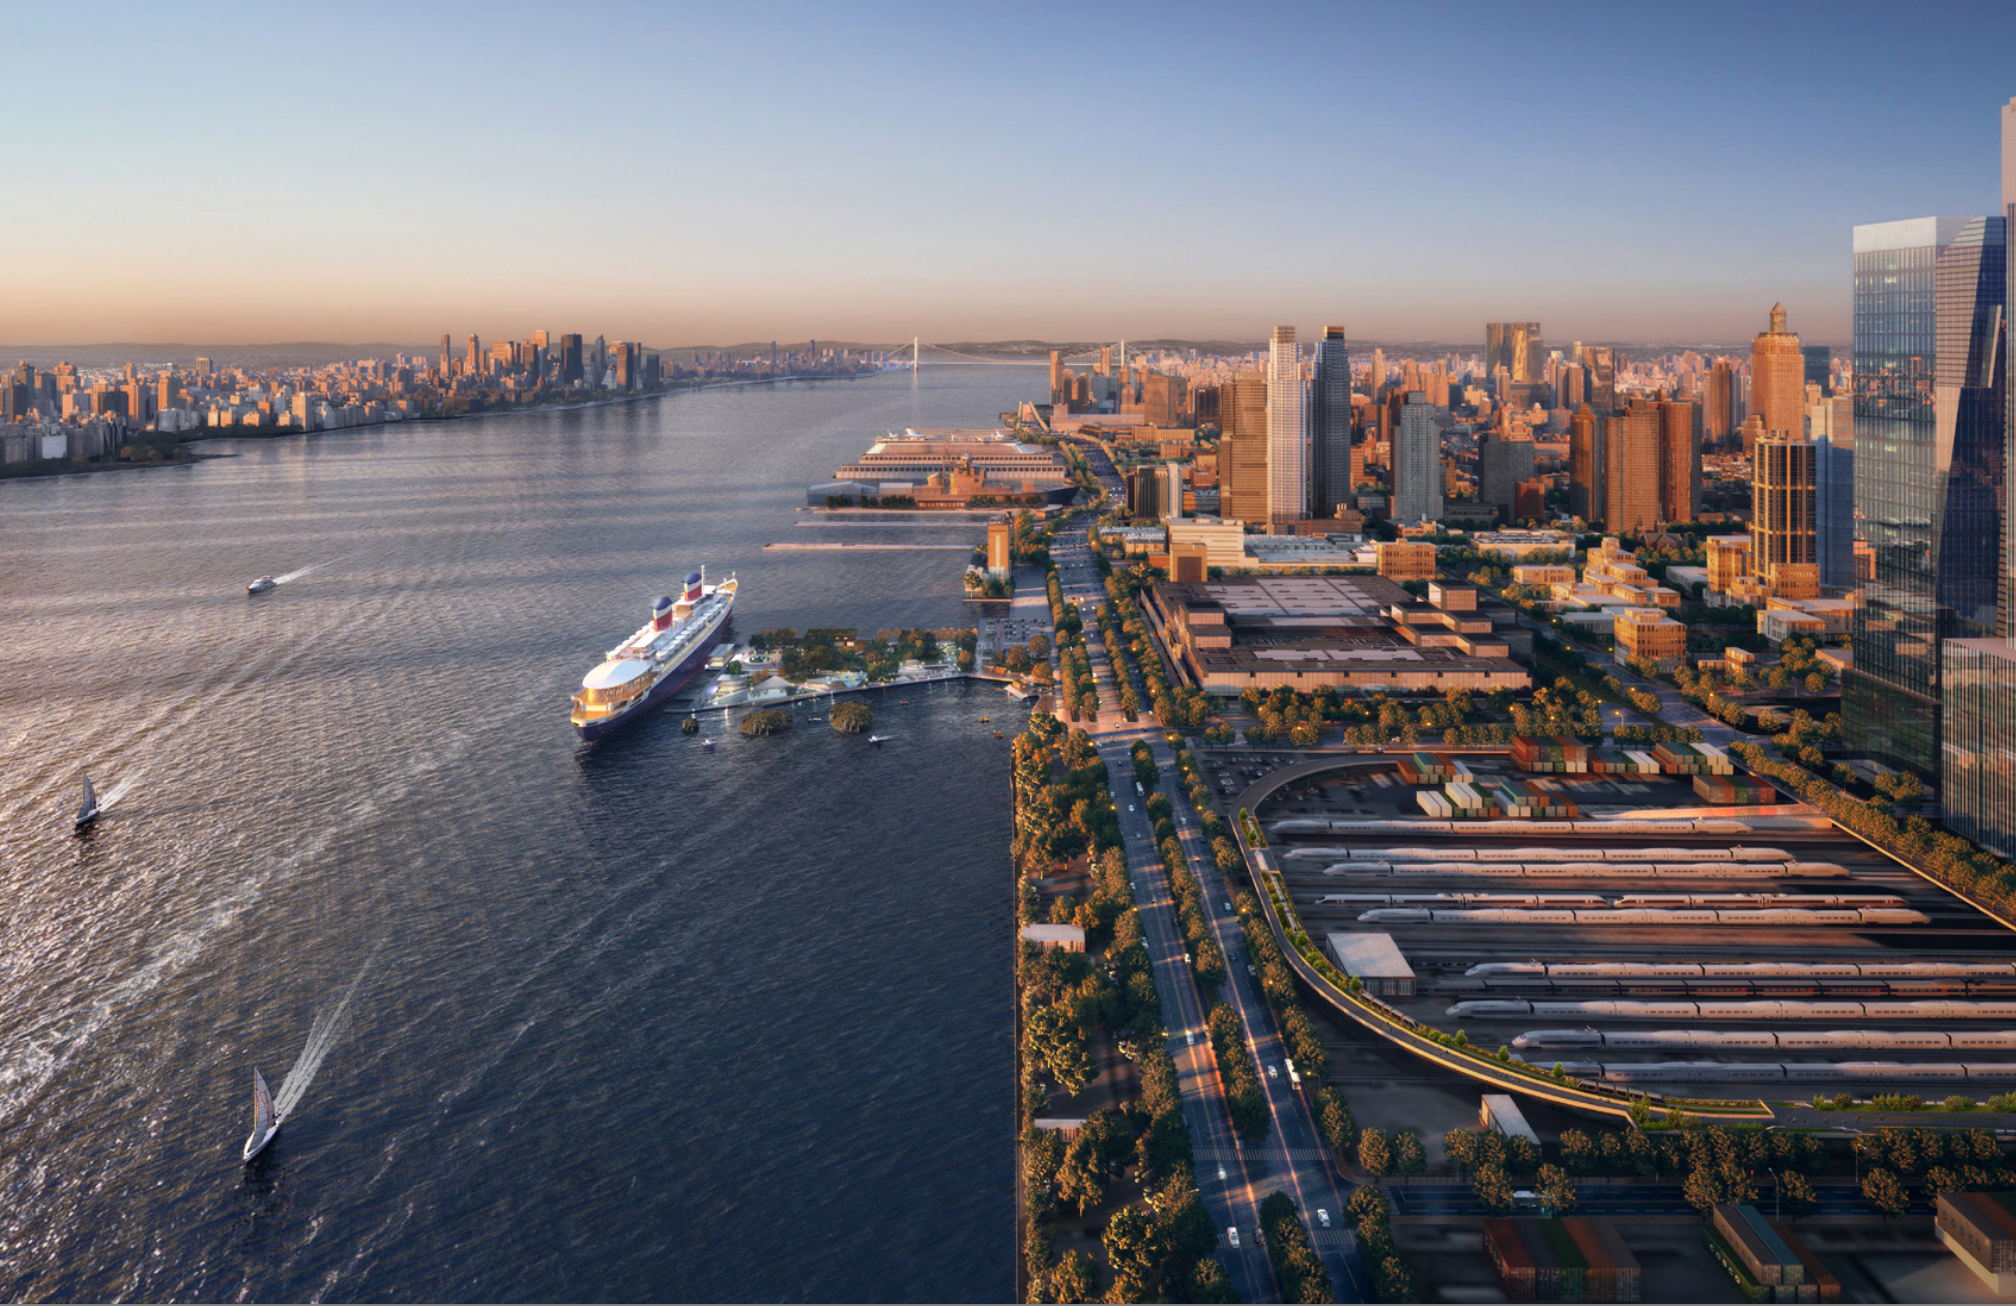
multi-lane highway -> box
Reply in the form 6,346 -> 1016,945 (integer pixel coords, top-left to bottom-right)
1044,479 -> 1367,1301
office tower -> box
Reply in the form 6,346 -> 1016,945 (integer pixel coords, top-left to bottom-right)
1568,403 -> 1604,523
1559,362 -> 1587,412
1478,432 -> 1534,521
1218,372 -> 1270,524
1750,303 -> 1804,438
1485,322 -> 1543,384
1846,215 -> 2008,776
1705,361 -> 1736,443
467,335 -> 481,377
439,334 -> 452,380
1802,344 -> 1832,397
1658,397 -> 1701,523
1943,639 -> 2016,857
1144,373 -> 1185,426
1309,326 -> 1353,516
531,330 -> 549,351
1368,347 -> 1384,402
597,337 -> 611,385
1265,326 -> 1305,529
1165,461 -> 1184,522
1048,350 -> 1065,406
1602,399 -> 1662,532
1809,394 -> 1857,589
1753,432 -> 1819,598
1097,345 -> 1111,377
558,334 -> 584,385
1582,346 -> 1616,413
1391,391 -> 1442,523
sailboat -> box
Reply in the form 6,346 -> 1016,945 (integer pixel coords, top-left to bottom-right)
73,774 -> 100,829
243,1066 -> 281,1161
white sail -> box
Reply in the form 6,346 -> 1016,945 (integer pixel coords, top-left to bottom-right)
252,1067 -> 276,1134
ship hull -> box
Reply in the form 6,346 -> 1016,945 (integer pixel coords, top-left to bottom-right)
574,599 -> 733,742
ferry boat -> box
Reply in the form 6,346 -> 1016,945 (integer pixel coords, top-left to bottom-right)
570,571 -> 737,741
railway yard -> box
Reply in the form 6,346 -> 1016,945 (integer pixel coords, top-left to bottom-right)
1247,753 -> 2016,1103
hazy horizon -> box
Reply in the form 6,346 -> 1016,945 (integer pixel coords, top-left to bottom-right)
6,1 -> 2011,346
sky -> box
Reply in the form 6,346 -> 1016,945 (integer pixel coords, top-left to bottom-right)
5,0 -> 2015,348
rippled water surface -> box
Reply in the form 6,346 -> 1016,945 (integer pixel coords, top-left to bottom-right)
0,368 -> 1034,1301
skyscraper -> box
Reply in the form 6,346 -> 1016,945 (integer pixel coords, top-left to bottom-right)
1309,326 -> 1352,516
1391,392 -> 1442,524
1705,360 -> 1736,443
1809,395 -> 1857,589
1265,326 -> 1305,529
1753,432 -> 1819,598
1845,215 -> 2008,776
1602,399 -> 1661,533
1581,346 -> 1617,414
1048,350 -> 1065,407
1218,372 -> 1270,525
1479,432 -> 1534,522
1485,322 -> 1543,384
1749,303 -> 1805,438
1568,403 -> 1604,524
558,333 -> 584,386
1368,347 -> 1384,403
1802,344 -> 1832,397
467,334 -> 482,377
439,333 -> 452,381
1658,397 -> 1701,524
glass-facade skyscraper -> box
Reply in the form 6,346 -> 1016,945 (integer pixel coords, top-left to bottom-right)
1309,326 -> 1353,517
1944,638 -> 2016,858
1844,216 -> 2007,776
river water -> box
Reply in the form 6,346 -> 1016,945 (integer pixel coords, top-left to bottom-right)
0,367 -> 1039,1301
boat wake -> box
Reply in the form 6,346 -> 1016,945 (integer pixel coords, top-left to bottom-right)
272,561 -> 332,585
99,772 -> 141,811
274,951 -> 375,1119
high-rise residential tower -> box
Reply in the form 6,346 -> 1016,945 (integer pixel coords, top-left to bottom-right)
1750,304 -> 1805,438
1309,326 -> 1353,516
1753,432 -> 1819,598
1219,372 -> 1270,525
1265,326 -> 1305,529
1705,360 -> 1736,443
1602,399 -> 1662,533
1658,396 -> 1701,524
1846,215 -> 2008,776
1568,403 -> 1604,524
1479,431 -> 1534,522
1485,322 -> 1543,384
1391,391 -> 1442,523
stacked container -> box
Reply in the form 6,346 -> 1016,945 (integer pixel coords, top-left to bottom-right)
1512,736 -> 1591,773
1693,775 -> 1778,806
1483,1217 -> 1641,1302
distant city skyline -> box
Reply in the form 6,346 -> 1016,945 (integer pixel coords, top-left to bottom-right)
7,2 -> 2016,345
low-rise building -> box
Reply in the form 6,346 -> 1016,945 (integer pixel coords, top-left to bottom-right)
1614,607 -> 1687,670
1374,540 -> 1437,580
1472,528 -> 1575,559
1327,932 -> 1415,997
1937,1191 -> 2016,1296
1019,923 -> 1086,952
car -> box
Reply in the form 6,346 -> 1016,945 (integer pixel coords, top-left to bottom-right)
1267,1064 -> 1278,1079
1226,1227 -> 1240,1249
1316,1208 -> 1331,1228
1217,1165 -> 1227,1181
1188,1031 -> 1197,1044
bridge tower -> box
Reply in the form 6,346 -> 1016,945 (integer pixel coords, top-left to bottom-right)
912,337 -> 919,370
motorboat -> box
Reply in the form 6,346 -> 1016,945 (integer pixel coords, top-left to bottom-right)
74,774 -> 100,829
868,735 -> 887,744
243,1067 -> 281,1161
702,738 -> 715,750
247,576 -> 277,595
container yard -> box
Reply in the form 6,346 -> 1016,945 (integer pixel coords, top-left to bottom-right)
1249,749 -> 2016,1099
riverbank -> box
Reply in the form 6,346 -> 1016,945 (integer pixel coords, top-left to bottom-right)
0,449 -> 226,480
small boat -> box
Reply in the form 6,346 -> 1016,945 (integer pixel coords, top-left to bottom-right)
702,738 -> 716,750
979,717 -> 992,723
243,1066 -> 281,1162
868,735 -> 887,744
74,774 -> 100,829
247,576 -> 277,595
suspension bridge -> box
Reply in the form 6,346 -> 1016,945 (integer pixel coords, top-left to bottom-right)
889,339 -> 1134,368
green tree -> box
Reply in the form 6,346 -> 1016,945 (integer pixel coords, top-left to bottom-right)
1188,1257 -> 1235,1304
1863,1167 -> 1910,1220
1049,1249 -> 1099,1304
1778,1171 -> 1819,1221
1026,1005 -> 1095,1096
1357,1127 -> 1392,1177
1472,1163 -> 1515,1215
1392,1129 -> 1426,1175
1535,1163 -> 1577,1215
1683,1166 -> 1725,1217
1102,1205 -> 1158,1302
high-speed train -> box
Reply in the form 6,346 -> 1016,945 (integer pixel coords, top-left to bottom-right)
1550,1060 -> 2016,1084
1317,892 -> 1903,909
1287,845 -> 1794,862
1357,906 -> 1927,926
1467,961 -> 2016,980
1511,1027 -> 2016,1051
1448,998 -> 2016,1020
1271,818 -> 1759,836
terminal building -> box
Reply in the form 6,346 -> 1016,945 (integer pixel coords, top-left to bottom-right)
1143,574 -> 1529,695
814,428 -> 1075,505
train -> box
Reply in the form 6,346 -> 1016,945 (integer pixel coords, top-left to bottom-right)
1356,906 -> 1927,926
1316,892 -> 1903,909
1286,845 -> 1794,862
1447,998 -> 2016,1020
1318,861 -> 1850,879
1467,960 -> 2016,980
1511,1027 -> 2016,1051
1560,1060 -> 2016,1084
1270,818 -> 1761,837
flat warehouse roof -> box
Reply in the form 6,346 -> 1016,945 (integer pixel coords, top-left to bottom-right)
1329,931 -> 1416,979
